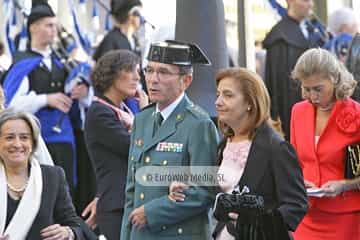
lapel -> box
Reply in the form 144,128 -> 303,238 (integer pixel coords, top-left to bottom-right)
282,15 -> 309,49
237,123 -> 274,193
315,100 -> 343,151
143,96 -> 189,152
302,101 -> 317,157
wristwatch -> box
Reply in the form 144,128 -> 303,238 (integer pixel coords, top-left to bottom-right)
66,226 -> 75,240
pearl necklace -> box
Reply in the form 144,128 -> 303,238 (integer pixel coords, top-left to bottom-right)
317,102 -> 335,112
7,181 -> 28,192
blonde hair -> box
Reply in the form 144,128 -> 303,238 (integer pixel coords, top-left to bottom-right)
0,108 -> 40,152
215,68 -> 272,139
292,48 -> 357,99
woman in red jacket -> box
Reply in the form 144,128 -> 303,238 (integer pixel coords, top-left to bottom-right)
290,48 -> 360,240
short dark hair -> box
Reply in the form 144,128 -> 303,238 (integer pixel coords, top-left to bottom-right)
178,65 -> 193,75
111,0 -> 142,24
91,49 -> 140,94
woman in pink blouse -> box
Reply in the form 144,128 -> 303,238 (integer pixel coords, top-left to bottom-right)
169,68 -> 308,240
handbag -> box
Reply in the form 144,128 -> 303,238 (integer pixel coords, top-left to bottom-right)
213,186 -> 264,222
345,144 -> 360,179
213,186 -> 291,240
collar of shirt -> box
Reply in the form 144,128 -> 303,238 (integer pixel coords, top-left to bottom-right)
299,20 -> 309,39
31,47 -> 52,70
156,92 -> 185,122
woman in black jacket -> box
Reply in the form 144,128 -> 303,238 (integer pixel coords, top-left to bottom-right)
83,49 -> 147,240
0,109 -> 91,240
169,68 -> 308,240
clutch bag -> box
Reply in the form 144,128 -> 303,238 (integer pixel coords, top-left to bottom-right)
345,144 -> 360,179
213,186 -> 264,222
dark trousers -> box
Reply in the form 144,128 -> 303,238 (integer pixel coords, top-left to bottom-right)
97,209 -> 124,240
74,129 -> 96,214
46,142 -> 75,195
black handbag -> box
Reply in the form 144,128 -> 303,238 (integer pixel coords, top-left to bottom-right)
213,186 -> 290,240
345,144 -> 360,179
213,186 -> 264,222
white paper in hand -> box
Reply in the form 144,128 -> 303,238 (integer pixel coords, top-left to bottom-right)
307,187 -> 325,197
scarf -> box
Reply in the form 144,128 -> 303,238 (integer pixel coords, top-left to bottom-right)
93,96 -> 134,132
0,158 -> 43,239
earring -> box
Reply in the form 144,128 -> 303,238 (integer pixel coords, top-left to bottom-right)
247,106 -> 251,111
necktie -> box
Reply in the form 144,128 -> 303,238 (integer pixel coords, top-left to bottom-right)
153,112 -> 163,136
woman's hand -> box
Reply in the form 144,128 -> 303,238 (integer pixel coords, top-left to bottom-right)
40,224 -> 72,240
0,235 -> 9,240
82,197 -> 98,229
321,180 -> 347,197
228,212 -> 239,221
304,179 -> 316,188
168,181 -> 188,202
135,88 -> 149,109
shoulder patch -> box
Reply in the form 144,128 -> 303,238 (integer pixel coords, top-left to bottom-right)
140,102 -> 156,112
186,104 -> 210,119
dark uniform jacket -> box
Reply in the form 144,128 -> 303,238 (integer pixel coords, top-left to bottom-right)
263,15 -> 313,139
93,28 -> 133,61
12,50 -> 67,94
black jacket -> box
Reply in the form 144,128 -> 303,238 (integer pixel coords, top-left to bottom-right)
84,97 -> 130,213
213,123 -> 308,239
93,28 -> 132,61
263,15 -> 313,139
24,165 -> 92,239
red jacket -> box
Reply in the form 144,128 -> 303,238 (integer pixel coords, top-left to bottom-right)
291,98 -> 360,213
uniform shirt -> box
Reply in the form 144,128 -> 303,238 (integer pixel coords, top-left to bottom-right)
155,92 -> 185,122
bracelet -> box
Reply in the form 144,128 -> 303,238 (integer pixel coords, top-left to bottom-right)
341,180 -> 347,193
356,181 -> 360,191
66,226 -> 75,240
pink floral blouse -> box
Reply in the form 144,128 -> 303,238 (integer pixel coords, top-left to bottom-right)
216,139 -> 252,240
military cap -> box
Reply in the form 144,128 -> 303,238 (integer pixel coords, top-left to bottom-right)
111,0 -> 142,17
147,40 -> 211,66
27,1 -> 55,28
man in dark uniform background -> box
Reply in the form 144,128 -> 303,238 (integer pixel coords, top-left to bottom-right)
121,40 -> 219,240
263,0 -> 314,139
93,0 -> 143,61
2,1 -> 91,202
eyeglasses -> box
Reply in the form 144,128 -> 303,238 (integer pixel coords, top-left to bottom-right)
143,67 -> 183,79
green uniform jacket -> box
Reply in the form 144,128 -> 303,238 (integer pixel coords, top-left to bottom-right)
121,95 -> 219,240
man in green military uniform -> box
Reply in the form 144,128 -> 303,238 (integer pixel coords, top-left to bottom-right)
121,40 -> 219,239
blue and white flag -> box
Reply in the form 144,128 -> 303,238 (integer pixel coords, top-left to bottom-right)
92,0 -> 100,31
105,12 -> 112,31
69,0 -> 92,54
5,0 -> 16,55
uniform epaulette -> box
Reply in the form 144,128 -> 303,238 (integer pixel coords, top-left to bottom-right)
140,102 -> 156,112
186,104 -> 209,119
